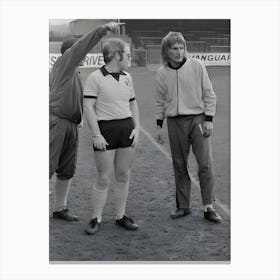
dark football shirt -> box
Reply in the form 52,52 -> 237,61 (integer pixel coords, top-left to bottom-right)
49,25 -> 108,124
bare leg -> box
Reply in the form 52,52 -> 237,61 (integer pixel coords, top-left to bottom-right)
54,178 -> 70,211
113,147 -> 135,219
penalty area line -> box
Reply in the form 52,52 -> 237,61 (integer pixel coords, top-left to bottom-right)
140,126 -> 230,217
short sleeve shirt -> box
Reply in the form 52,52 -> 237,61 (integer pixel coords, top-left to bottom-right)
84,66 -> 136,121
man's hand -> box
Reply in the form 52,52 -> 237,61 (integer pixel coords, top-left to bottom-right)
129,127 -> 140,148
93,135 -> 108,151
155,127 -> 164,145
105,22 -> 125,33
202,121 -> 213,137
78,120 -> 83,129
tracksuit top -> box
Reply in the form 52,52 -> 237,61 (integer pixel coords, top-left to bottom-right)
84,66 -> 136,121
155,57 -> 217,123
49,25 -> 108,124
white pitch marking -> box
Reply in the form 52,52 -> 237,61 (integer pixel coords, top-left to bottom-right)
189,173 -> 230,216
140,127 -> 172,161
140,126 -> 230,216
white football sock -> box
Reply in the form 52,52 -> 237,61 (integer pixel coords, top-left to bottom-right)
204,204 -> 214,212
114,180 -> 129,219
54,178 -> 71,211
91,184 -> 108,223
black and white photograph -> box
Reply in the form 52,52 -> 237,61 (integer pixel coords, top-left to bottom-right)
49,18 -> 230,262
1,0 -> 280,279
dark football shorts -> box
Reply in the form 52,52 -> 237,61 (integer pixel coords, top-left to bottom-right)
94,117 -> 135,151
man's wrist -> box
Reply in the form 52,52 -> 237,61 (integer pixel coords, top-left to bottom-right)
93,134 -> 102,138
101,25 -> 110,34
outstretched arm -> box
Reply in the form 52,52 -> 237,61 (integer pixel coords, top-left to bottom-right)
61,22 -> 123,73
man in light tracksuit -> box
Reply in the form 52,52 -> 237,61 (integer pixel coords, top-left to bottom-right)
49,21 -> 121,222
155,31 -> 222,223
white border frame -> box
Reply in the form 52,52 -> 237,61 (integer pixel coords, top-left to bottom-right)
1,0 -> 280,279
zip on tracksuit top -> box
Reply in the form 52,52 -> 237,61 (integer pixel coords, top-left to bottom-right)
155,57 -> 217,127
49,25 -> 109,125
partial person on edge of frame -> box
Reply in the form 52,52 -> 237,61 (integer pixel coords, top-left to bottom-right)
49,21 -> 122,222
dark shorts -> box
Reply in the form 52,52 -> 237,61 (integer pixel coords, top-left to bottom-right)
49,114 -> 79,180
94,117 -> 134,151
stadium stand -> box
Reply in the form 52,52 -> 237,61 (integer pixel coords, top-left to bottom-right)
49,19 -> 230,67
122,19 -> 230,65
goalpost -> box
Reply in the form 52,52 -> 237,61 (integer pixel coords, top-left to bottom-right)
131,48 -> 148,67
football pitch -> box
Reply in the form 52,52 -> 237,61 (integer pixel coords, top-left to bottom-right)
49,66 -> 230,262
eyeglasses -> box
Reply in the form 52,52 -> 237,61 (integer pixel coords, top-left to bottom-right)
122,52 -> 131,60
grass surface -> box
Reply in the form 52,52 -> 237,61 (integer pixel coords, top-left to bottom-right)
49,66 -> 230,262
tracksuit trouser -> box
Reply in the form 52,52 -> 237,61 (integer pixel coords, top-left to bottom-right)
49,114 -> 79,180
167,114 -> 215,209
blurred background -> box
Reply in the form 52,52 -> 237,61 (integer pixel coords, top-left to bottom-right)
49,19 -> 230,71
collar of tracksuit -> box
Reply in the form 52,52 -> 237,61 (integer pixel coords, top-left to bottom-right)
167,57 -> 187,70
